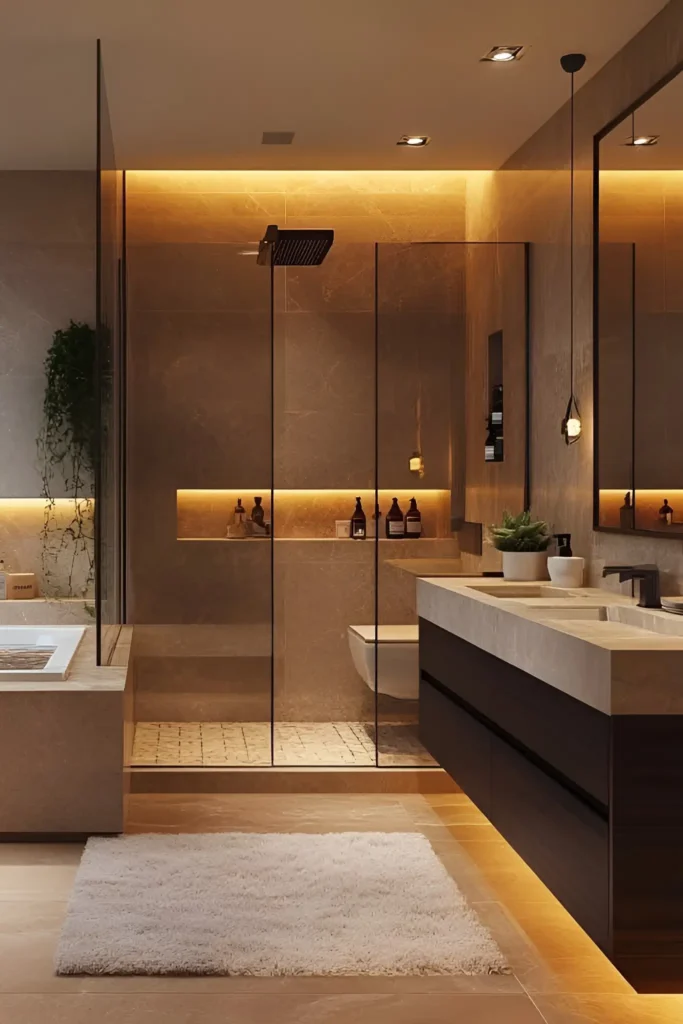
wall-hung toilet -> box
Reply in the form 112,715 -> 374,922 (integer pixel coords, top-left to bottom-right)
347,625 -> 419,700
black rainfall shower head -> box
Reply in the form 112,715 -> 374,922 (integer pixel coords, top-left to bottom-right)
256,225 -> 334,266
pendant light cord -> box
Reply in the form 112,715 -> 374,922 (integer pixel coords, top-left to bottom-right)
569,68 -> 575,400
559,51 -> 585,442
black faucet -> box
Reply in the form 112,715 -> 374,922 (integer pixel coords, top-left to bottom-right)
602,564 -> 661,608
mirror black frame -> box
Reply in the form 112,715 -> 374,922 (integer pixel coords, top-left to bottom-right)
592,60 -> 683,538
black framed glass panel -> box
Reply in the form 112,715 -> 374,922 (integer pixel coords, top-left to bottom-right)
595,66 -> 683,536
96,41 -> 125,663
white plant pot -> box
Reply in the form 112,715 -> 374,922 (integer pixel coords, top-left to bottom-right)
501,550 -> 549,582
547,556 -> 585,589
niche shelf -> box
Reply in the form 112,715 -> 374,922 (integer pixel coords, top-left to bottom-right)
176,488 -> 452,542
177,536 -> 448,543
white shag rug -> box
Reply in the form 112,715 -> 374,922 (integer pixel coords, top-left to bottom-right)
55,832 -> 508,976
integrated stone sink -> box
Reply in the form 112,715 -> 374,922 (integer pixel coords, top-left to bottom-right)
531,606 -> 606,621
465,584 -> 580,599
465,581 -> 683,633
465,583 -> 608,621
608,603 -> 683,636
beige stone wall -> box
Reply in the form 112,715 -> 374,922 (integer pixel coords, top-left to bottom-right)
465,0 -> 683,593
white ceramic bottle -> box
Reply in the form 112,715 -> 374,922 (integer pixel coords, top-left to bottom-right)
547,533 -> 584,588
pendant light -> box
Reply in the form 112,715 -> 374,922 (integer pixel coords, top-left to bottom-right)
624,110 -> 659,147
560,52 -> 586,445
409,388 -> 425,477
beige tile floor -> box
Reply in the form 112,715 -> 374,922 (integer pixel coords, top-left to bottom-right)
132,720 -> 437,767
1,793 -> 682,1023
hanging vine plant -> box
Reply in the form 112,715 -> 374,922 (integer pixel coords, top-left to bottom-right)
37,320 -> 96,598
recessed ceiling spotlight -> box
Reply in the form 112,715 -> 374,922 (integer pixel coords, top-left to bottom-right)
624,134 -> 659,147
397,135 -> 430,147
481,45 -> 525,63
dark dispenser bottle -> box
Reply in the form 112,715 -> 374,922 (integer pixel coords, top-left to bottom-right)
484,415 -> 496,462
386,497 -> 404,538
659,498 -> 673,526
251,496 -> 265,528
404,497 -> 422,538
350,496 -> 367,539
494,428 -> 504,462
491,384 -> 503,429
493,384 -> 504,461
619,491 -> 634,530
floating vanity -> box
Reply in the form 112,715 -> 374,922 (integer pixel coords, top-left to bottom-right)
417,577 -> 683,993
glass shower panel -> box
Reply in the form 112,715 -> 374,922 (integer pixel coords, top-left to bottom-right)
126,191 -> 273,766
376,242 -> 528,766
272,243 -> 377,766
96,42 -> 124,664
375,243 -> 463,767
0,39 -> 96,631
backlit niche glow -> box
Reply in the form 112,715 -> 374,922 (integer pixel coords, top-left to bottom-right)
176,489 -> 451,541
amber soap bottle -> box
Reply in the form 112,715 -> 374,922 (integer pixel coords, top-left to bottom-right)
386,497 -> 404,538
350,497 -> 367,539
404,497 -> 422,538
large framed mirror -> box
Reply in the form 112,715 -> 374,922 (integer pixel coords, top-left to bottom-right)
594,64 -> 683,536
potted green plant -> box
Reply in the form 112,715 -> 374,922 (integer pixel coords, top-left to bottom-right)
37,320 -> 96,598
489,510 -> 551,581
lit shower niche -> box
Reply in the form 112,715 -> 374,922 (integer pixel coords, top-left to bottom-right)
176,489 -> 452,541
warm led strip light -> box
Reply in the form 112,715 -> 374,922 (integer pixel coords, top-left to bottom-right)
177,489 -> 450,495
0,498 -> 92,507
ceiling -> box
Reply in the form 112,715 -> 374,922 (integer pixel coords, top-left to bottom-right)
0,0 -> 670,170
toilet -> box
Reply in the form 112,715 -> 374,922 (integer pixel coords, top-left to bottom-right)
347,624 -> 419,700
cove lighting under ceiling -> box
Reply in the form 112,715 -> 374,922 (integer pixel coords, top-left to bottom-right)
481,46 -> 525,63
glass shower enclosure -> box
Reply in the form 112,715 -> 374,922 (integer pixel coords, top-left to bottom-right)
106,201 -> 527,769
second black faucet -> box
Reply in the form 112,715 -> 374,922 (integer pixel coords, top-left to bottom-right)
602,564 -> 661,608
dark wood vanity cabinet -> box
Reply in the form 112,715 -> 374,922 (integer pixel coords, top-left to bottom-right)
419,617 -> 683,993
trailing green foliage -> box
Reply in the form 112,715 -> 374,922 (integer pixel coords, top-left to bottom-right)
489,510 -> 550,552
37,320 -> 96,597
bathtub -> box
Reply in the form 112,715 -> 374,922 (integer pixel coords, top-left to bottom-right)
0,626 -> 86,682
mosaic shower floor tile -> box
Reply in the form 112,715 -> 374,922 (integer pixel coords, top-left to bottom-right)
131,721 -> 436,768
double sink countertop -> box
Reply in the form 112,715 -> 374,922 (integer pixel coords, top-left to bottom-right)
416,577 -> 683,715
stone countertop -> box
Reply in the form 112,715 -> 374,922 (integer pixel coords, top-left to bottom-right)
416,577 -> 683,715
0,626 -> 129,693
